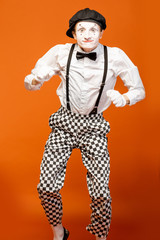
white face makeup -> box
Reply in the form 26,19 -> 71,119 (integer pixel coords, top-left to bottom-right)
72,21 -> 103,52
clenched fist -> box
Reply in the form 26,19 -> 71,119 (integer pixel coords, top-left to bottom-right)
107,90 -> 128,107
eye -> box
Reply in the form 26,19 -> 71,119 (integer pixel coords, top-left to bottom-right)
78,28 -> 85,33
91,28 -> 98,33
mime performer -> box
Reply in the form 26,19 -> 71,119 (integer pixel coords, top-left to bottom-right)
24,8 -> 145,240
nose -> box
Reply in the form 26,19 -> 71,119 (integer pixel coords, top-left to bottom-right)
84,30 -> 91,39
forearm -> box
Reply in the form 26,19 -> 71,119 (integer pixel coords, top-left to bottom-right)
106,88 -> 145,107
24,48 -> 58,91
123,94 -> 130,105
123,87 -> 145,105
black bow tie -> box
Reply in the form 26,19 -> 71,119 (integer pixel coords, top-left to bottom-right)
76,51 -> 97,61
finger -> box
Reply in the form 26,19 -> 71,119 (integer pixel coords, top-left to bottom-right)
115,102 -> 122,107
110,94 -> 119,102
48,70 -> 55,77
113,99 -> 119,105
109,91 -> 120,100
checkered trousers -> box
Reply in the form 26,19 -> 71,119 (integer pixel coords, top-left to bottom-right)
37,106 -> 112,238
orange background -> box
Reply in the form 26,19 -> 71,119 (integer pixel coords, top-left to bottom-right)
0,0 -> 160,239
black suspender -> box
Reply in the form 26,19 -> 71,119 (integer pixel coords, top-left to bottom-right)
89,45 -> 108,115
66,44 -> 108,114
66,44 -> 75,111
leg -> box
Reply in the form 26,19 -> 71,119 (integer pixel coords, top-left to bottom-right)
37,128 -> 73,239
51,224 -> 64,240
80,132 -> 112,239
96,237 -> 106,240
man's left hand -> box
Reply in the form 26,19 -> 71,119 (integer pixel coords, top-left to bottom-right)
107,90 -> 129,107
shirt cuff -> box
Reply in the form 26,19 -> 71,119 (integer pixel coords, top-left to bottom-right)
124,88 -> 145,105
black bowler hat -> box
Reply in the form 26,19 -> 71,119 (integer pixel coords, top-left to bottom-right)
66,8 -> 106,38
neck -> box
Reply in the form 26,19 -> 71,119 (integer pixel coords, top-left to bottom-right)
82,48 -> 94,52
79,44 -> 99,53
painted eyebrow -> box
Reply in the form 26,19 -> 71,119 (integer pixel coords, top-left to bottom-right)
91,27 -> 98,30
77,26 -> 85,29
91,24 -> 99,29
76,23 -> 99,30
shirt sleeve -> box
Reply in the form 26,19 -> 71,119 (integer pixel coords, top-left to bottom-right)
113,47 -> 145,105
24,44 -> 61,91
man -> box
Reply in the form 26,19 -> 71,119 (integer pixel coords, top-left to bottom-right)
24,8 -> 145,240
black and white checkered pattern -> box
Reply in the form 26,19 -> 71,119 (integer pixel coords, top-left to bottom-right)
37,106 -> 112,237
38,190 -> 63,226
86,196 -> 112,238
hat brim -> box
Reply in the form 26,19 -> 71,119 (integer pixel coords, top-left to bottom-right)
66,23 -> 75,38
66,19 -> 104,38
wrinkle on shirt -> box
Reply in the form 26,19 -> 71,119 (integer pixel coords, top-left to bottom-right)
24,43 -> 145,114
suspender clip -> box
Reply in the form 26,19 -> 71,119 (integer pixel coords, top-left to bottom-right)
66,101 -> 71,111
101,82 -> 105,87
89,107 -> 98,115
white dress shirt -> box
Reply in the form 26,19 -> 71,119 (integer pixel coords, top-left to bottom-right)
24,43 -> 145,115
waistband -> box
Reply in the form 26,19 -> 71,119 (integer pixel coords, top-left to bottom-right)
49,105 -> 110,136
59,105 -> 103,119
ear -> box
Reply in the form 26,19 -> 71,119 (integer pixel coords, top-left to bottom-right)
72,31 -> 77,40
99,30 -> 104,39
